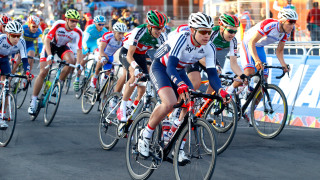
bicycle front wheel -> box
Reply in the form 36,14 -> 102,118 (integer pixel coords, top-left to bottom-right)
81,79 -> 96,114
14,78 -> 28,109
173,118 -> 216,180
204,98 -> 238,155
251,84 -> 288,139
0,93 -> 17,147
44,81 -> 62,126
99,92 -> 121,150
64,72 -> 72,94
126,112 -> 156,180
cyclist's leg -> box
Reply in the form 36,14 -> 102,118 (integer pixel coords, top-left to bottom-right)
58,46 -> 76,81
27,45 -> 36,72
11,54 -> 21,74
114,48 -> 128,93
186,61 -> 202,91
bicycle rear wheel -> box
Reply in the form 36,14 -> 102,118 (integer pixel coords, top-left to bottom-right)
251,84 -> 288,139
99,92 -> 121,150
64,72 -> 72,94
81,79 -> 96,114
44,81 -> 62,126
126,112 -> 156,180
173,118 -> 216,180
0,93 -> 17,147
14,78 -> 28,109
204,98 -> 238,155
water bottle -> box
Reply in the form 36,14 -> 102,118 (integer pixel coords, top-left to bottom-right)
43,81 -> 52,94
162,117 -> 171,143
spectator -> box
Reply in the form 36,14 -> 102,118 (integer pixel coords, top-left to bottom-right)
260,7 -> 273,20
273,0 -> 296,11
118,9 -> 138,31
109,12 -> 119,31
240,11 -> 254,40
307,2 -> 320,41
84,12 -> 94,29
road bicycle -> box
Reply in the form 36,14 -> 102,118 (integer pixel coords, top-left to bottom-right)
30,60 -> 76,126
125,90 -> 218,180
0,73 -> 27,147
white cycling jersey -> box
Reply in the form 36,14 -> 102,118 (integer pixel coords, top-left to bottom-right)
242,19 -> 290,47
0,34 -> 27,58
46,20 -> 83,49
157,31 -> 216,70
100,32 -> 124,56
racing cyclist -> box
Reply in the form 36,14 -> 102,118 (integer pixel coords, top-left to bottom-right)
73,15 -> 108,92
137,12 -> 229,161
116,10 -> 167,123
90,22 -> 127,89
0,14 -> 11,34
240,9 -> 296,123
0,20 -> 31,127
28,9 -> 83,114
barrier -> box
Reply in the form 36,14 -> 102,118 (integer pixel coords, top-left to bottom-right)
222,44 -> 320,128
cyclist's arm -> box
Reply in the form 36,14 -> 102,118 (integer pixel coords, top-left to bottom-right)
248,32 -> 263,63
76,49 -> 83,64
99,41 -> 108,58
127,45 -> 137,65
19,39 -> 30,72
276,41 -> 287,67
206,68 -> 222,92
166,56 -> 185,86
82,31 -> 90,52
44,36 -> 53,56
230,56 -> 243,76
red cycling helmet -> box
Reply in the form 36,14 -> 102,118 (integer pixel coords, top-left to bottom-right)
0,14 -> 10,25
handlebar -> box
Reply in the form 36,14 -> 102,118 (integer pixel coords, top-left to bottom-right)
44,60 -> 77,69
28,56 -> 40,61
129,74 -> 149,87
264,64 -> 290,79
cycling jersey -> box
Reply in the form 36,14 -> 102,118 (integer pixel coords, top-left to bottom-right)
82,24 -> 108,54
23,24 -> 42,52
0,34 -> 29,73
100,31 -> 124,56
123,24 -> 166,54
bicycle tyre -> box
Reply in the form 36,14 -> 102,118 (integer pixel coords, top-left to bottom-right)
126,112 -> 155,180
0,93 -> 17,147
98,92 -> 122,150
173,118 -> 216,180
251,84 -> 288,139
44,81 -> 62,126
81,78 -> 96,114
203,98 -> 238,155
14,78 -> 28,109
64,72 -> 72,94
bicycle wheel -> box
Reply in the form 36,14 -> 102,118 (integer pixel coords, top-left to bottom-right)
75,76 -> 86,99
64,72 -> 72,94
204,98 -> 238,155
126,112 -> 157,180
81,79 -> 96,114
173,118 -> 216,180
14,78 -> 28,109
99,92 -> 122,150
251,84 -> 288,139
44,81 -> 62,126
0,93 -> 17,147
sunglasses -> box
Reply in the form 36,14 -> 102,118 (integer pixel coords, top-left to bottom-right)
197,30 -> 213,35
152,26 -> 163,31
225,28 -> 237,34
10,34 -> 21,39
98,24 -> 105,26
31,25 -> 38,29
69,19 -> 79,23
287,20 -> 296,24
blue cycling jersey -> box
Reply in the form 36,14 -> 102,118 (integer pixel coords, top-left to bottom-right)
82,24 -> 108,53
23,25 -> 42,46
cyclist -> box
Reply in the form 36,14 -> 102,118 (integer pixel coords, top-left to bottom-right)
116,10 -> 167,123
0,20 -> 31,127
137,12 -> 229,160
73,15 -> 108,92
0,14 -> 11,35
240,8 -> 295,123
28,9 -> 83,115
12,15 -> 42,74
90,22 -> 127,88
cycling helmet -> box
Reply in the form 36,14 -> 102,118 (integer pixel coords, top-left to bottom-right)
0,14 -> 10,25
278,9 -> 298,20
94,15 -> 106,23
113,22 -> 127,32
65,9 -> 80,20
28,15 -> 40,26
5,20 -> 23,34
146,10 -> 167,28
188,12 -> 214,29
219,14 -> 240,27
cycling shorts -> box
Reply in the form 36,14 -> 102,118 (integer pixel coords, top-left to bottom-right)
240,42 -> 269,76
0,56 -> 11,74
119,47 -> 149,82
40,42 -> 73,62
26,41 -> 36,53
150,58 -> 193,97
185,61 -> 207,74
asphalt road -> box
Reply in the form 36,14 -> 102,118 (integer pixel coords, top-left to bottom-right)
1,66 -> 320,180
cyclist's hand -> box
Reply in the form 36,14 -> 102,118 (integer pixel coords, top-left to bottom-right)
101,56 -> 109,65
282,64 -> 290,73
177,84 -> 189,104
26,71 -> 34,81
76,63 -> 83,71
47,55 -> 54,65
216,65 -> 222,74
240,74 -> 249,85
255,60 -> 263,71
219,88 -> 231,104
134,67 -> 143,78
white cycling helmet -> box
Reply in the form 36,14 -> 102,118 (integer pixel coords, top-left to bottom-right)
278,9 -> 298,20
188,12 -> 214,29
113,22 -> 127,32
28,15 -> 41,26
5,20 -> 23,34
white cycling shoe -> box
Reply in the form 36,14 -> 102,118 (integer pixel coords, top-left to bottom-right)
172,150 -> 190,165
138,129 -> 150,157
